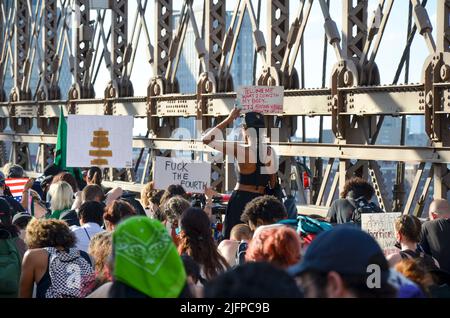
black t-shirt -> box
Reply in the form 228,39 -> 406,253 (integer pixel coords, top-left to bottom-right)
420,219 -> 450,272
327,199 -> 355,224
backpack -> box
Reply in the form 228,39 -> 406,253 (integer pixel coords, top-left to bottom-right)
350,197 -> 382,225
284,195 -> 298,220
278,215 -> 333,245
44,247 -> 95,298
235,241 -> 248,266
0,232 -> 21,298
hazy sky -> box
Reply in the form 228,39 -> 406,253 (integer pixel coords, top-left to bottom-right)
88,1 -> 438,137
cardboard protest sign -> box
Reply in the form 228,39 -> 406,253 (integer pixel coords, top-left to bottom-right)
153,157 -> 211,193
237,86 -> 284,114
67,115 -> 133,168
362,212 -> 401,256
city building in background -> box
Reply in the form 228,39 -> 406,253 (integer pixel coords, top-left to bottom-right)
173,9 -> 254,138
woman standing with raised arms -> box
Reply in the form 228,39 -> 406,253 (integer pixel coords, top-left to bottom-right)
202,107 -> 278,239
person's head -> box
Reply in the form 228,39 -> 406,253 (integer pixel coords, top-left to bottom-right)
178,208 -> 228,280
289,226 -> 396,298
159,184 -> 187,206
25,218 -> 76,249
88,231 -> 113,284
86,167 -> 103,186
4,164 -> 23,178
395,258 -> 434,295
12,212 -> 33,230
341,177 -> 375,201
242,112 -> 265,144
44,163 -> 63,177
428,199 -> 450,220
246,226 -> 301,269
103,200 -> 136,231
240,196 -> 288,231
112,216 -> 187,297
394,215 -> 422,245
230,224 -> 253,241
48,181 -> 74,212
162,196 -> 191,228
204,262 -> 303,298
82,184 -> 105,203
141,181 -> 156,208
79,201 -> 104,226
52,172 -> 79,193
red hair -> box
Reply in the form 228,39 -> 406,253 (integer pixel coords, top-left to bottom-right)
245,226 -> 301,269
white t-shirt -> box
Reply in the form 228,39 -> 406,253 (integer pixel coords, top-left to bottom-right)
71,223 -> 104,252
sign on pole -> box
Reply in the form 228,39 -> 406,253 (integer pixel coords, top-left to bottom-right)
153,157 -> 211,193
236,86 -> 284,114
67,115 -> 133,168
362,212 -> 401,256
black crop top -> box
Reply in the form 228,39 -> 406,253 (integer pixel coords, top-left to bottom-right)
238,156 -> 270,188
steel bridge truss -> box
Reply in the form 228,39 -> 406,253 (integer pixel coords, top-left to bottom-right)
1,0 -> 450,216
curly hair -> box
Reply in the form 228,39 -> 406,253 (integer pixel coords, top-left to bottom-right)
341,177 -> 375,199
88,231 -> 113,284
25,218 -> 76,249
395,215 -> 422,243
245,226 -> 301,269
178,208 -> 228,280
160,184 -> 187,207
240,196 -> 287,228
103,200 -> 136,226
163,196 -> 191,224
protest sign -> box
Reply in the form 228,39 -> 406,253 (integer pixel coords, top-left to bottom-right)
153,157 -> 211,193
362,212 -> 401,256
236,86 -> 284,114
67,115 -> 133,168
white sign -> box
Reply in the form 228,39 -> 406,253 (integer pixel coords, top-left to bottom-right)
362,213 -> 401,256
237,86 -> 284,114
67,115 -> 133,168
153,157 -> 211,193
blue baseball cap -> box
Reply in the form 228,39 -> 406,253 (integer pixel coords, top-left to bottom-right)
288,225 -> 390,277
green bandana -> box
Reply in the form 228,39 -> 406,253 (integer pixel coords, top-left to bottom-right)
113,217 -> 186,298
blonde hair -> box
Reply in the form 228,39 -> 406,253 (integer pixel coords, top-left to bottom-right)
49,181 -> 74,211
88,232 -> 113,282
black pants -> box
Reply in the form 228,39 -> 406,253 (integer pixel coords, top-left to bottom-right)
223,190 -> 263,239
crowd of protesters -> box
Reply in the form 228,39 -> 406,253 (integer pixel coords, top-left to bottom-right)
1,111 -> 450,299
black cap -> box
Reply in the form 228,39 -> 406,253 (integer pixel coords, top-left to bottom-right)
7,164 -> 24,178
244,112 -> 265,129
288,225 -> 390,278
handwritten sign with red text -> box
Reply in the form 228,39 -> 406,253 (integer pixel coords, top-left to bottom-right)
362,213 -> 401,256
237,86 -> 284,114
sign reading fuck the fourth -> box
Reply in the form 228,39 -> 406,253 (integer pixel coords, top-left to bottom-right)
153,157 -> 211,194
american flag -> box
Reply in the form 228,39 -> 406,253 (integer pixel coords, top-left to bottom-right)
5,178 -> 29,202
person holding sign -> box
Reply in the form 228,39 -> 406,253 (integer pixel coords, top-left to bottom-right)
202,107 -> 277,239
